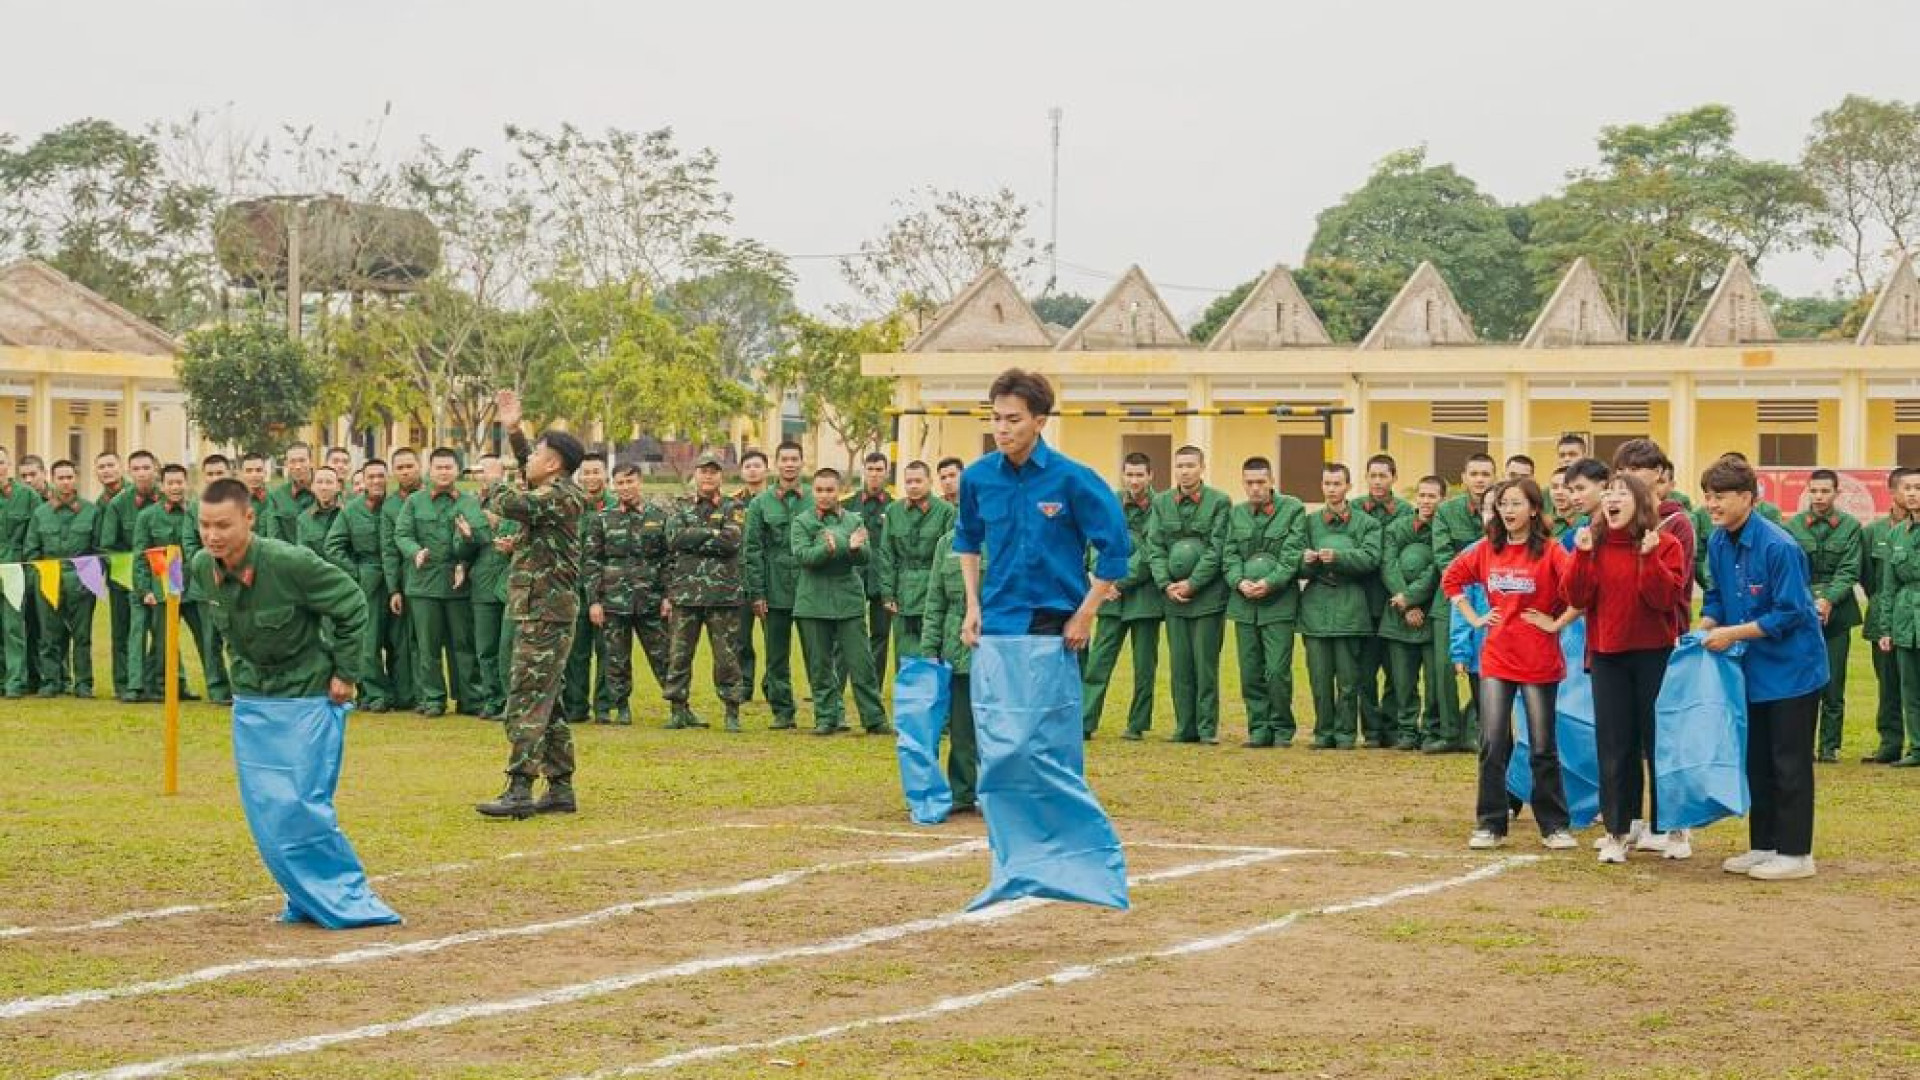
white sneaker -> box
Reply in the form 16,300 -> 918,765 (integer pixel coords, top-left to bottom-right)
1747,854 -> 1816,881
1541,830 -> 1578,850
1468,829 -> 1504,850
1597,835 -> 1631,864
1594,819 -> 1648,849
1722,849 -> 1777,874
1661,829 -> 1693,861
1634,831 -> 1671,854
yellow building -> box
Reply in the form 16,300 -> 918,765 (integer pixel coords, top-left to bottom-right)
865,255 -> 1920,498
0,260 -> 192,498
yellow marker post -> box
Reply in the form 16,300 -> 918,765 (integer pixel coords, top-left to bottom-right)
163,591 -> 180,795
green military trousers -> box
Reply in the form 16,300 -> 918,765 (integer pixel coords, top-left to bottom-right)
1356,633 -> 1404,747
799,615 -> 887,733
1304,634 -> 1364,748
893,613 -> 924,663
736,608 -> 758,704
106,582 -> 133,699
471,599 -> 507,717
1817,630 -> 1851,758
1080,616 -> 1160,737
36,581 -> 94,696
1426,604 -> 1468,749
1164,613 -> 1225,743
410,595 -> 477,713
1869,643 -> 1906,760
1385,640 -> 1433,749
387,601 -> 416,710
126,597 -> 190,700
563,606 -> 612,721
947,672 -> 978,809
1,590 -> 28,696
866,598 -> 893,679
1234,620 -> 1297,746
760,607 -> 799,727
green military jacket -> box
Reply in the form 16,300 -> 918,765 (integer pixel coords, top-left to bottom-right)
1862,512 -> 1907,641
1146,485 -> 1232,618
879,496 -> 957,616
466,484 -> 513,608
325,493 -> 391,596
920,530 -> 979,675
0,478 -> 41,562
190,536 -> 369,698
1379,514 -> 1440,644
1099,491 -> 1164,622
666,491 -> 745,607
243,486 -> 283,542
394,486 -> 484,598
98,483 -> 161,561
1430,492 -> 1484,570
296,503 -> 345,567
130,498 -> 193,600
792,504 -> 870,620
585,497 -> 672,616
1357,493 -> 1414,612
1297,504 -> 1384,638
1784,509 -> 1863,634
25,493 -> 99,586
180,500 -> 208,602
379,484 -> 418,598
842,487 -> 892,599
744,484 -> 809,610
1223,496 -> 1307,626
489,475 -> 587,624
266,480 -> 316,545
1884,521 -> 1920,649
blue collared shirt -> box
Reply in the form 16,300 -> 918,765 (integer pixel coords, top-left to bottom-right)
954,437 -> 1131,636
1702,512 -> 1829,703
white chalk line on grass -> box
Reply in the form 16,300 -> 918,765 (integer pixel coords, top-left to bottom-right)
565,854 -> 1542,1077
52,849 -> 1294,1080
2,840 -> 986,1022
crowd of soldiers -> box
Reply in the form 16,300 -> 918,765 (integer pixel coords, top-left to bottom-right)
4,430 -> 1919,775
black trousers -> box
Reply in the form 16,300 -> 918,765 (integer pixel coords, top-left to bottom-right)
1591,647 -> 1673,836
1748,691 -> 1819,857
1478,677 -> 1569,835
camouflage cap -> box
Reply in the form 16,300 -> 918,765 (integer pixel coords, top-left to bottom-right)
693,451 -> 725,470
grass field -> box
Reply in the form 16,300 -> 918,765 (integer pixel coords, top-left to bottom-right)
3,606 -> 1919,1079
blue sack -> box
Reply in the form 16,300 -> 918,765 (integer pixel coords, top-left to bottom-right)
893,657 -> 954,825
232,696 -> 401,929
966,636 -> 1129,912
1654,632 -> 1750,830
1508,617 -> 1601,828
1448,580 -> 1490,673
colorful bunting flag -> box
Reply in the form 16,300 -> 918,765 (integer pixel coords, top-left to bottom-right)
108,551 -> 135,591
72,556 -> 107,601
0,563 -> 22,611
166,545 -> 185,597
34,560 -> 60,609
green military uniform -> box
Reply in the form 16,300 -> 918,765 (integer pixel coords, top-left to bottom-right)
663,486 -> 748,728
1356,493 -> 1414,746
845,486 -> 893,678
879,494 -> 956,664
744,482 -> 809,728
1861,510 -> 1909,761
97,479 -> 156,700
0,476 -> 40,696
266,479 -> 316,550
179,497 -> 233,702
731,484 -> 764,702
394,485 -> 484,714
1298,504 -> 1384,749
1146,484 -> 1232,743
296,500 -> 344,563
24,491 -> 100,696
585,495 -> 673,723
127,497 -> 194,701
563,488 -> 618,722
466,487 -> 514,719
1880,520 -> 1920,766
920,530 -> 980,807
1428,492 -> 1484,751
190,536 -> 368,697
244,486 -> 284,541
1784,508 -> 1864,760
1223,495 -> 1307,747
324,492 -> 396,710
379,484 -> 419,709
1380,514 -> 1441,750
1081,489 -> 1163,738
793,501 -> 888,734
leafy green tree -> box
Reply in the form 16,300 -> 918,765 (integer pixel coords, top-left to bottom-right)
764,313 -> 906,469
1029,291 -> 1093,330
1763,288 -> 1852,340
660,258 -> 796,382
839,187 -> 1040,320
1802,95 -> 1920,292
1187,278 -> 1257,344
1295,259 -> 1406,343
177,319 -> 322,456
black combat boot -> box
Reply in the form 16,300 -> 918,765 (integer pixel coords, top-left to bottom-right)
475,776 -> 536,819
534,780 -> 577,814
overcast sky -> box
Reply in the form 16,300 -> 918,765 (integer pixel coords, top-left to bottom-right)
6,1 -> 1917,319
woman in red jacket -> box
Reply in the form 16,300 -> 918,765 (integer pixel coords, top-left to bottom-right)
1441,478 -> 1580,851
1563,472 -> 1691,865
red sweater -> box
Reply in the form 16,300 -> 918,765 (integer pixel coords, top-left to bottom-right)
1561,528 -> 1690,653
1441,539 -> 1571,684
1656,500 -> 1696,631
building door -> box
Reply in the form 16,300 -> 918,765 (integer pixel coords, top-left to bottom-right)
1276,433 -> 1324,502
1119,431 -> 1172,490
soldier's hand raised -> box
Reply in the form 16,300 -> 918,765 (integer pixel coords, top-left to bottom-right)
495,389 -> 522,428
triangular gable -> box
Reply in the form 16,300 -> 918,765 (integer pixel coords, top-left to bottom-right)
1204,265 -> 1331,351
0,259 -> 178,355
1358,261 -> 1477,350
1054,265 -> 1188,350
904,267 -> 1053,352
1522,257 -> 1627,348
1856,251 -> 1920,346
1686,255 -> 1777,347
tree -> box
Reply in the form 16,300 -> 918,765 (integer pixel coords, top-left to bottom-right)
1188,278 -> 1258,344
660,256 -> 796,382
1295,258 -> 1406,343
1803,95 -> 1920,292
1763,288 -> 1852,340
1029,291 -> 1093,330
839,187 -> 1041,319
764,313 -> 905,469
1307,147 -> 1535,340
177,319 -> 322,456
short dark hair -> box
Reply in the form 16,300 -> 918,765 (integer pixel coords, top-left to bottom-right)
776,440 -> 804,458
1365,453 -> 1398,475
537,431 -> 585,474
285,441 -> 311,456
813,466 -> 841,483
391,446 -> 419,462
20,454 -> 44,468
476,453 -> 500,465
127,450 -> 158,466
937,456 -> 965,473
1505,454 -> 1535,471
1610,437 -> 1668,473
240,452 -> 267,467
201,453 -> 230,471
325,445 -> 350,459
613,462 -> 643,480
1174,445 -> 1205,462
864,451 -> 890,467
202,477 -> 251,510
94,450 -> 120,463
1121,452 -> 1152,471
1888,466 -> 1913,486
987,368 -> 1055,417
1550,466 -> 1569,481
314,465 -> 340,479
1565,458 -> 1612,486
1808,468 -> 1840,486
429,447 -> 460,465
1557,433 -> 1589,451
1417,475 -> 1447,495
1323,462 -> 1351,482
1242,456 -> 1272,474
51,459 -> 76,475
740,449 -> 768,467
1464,453 -> 1496,469
577,454 -> 607,472
903,460 -> 930,476
362,457 -> 388,472
160,463 -> 189,481
1700,457 -> 1758,496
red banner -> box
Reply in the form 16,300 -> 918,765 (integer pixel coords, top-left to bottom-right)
1755,469 -> 1895,520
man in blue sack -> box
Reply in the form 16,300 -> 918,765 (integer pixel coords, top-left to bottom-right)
954,368 -> 1133,910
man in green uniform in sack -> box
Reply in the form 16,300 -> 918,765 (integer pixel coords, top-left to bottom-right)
0,446 -> 43,697
663,451 -> 749,731
744,441 -> 810,730
1081,453 -> 1163,740
1380,475 -> 1445,750
1861,467 -> 1912,763
879,460 -> 956,665
127,464 -> 196,703
920,520 -> 981,812
380,448 -> 423,712
478,390 -> 589,818
563,456 -> 617,723
267,442 -> 317,545
25,460 -> 101,697
294,466 -> 345,562
587,463 -> 674,726
324,458 -> 395,713
846,451 -> 894,678
732,449 -> 769,702
1356,453 -> 1414,747
1784,469 -> 1863,763
465,453 -> 514,720
1224,456 -> 1307,749
395,448 -> 483,716
795,466 -> 891,736
1298,463 -> 1384,750
97,450 -> 160,702
1428,451 -> 1496,753
1147,445 -> 1232,745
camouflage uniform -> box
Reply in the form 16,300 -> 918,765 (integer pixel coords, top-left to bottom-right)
325,492 -> 396,709
662,486 -> 747,725
585,495 -> 674,722
494,431 -> 587,783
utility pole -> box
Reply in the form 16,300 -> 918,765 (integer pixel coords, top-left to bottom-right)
1047,106 -> 1062,294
